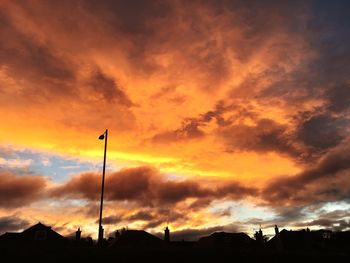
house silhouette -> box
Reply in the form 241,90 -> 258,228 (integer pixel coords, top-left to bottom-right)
195,232 -> 255,249
1,221 -> 350,263
267,228 -> 334,251
109,229 -> 164,248
0,222 -> 67,247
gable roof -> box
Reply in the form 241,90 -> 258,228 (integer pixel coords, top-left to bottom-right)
111,230 -> 164,247
0,222 -> 67,246
21,222 -> 65,241
267,229 -> 331,250
196,232 -> 255,248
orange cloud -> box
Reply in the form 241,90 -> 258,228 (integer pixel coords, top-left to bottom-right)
50,166 -> 257,205
0,172 -> 47,208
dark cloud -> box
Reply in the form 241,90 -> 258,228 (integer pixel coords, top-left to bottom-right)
325,84 -> 350,113
51,172 -> 100,200
308,1 -> 350,86
0,8 -> 75,100
88,69 -> 134,107
295,114 -> 346,153
155,97 -> 348,164
246,205 -> 313,230
153,98 -> 347,163
151,101 -> 231,143
243,205 -> 350,233
219,118 -> 300,158
155,179 -> 209,203
0,216 -> 30,234
299,218 -> 350,232
51,166 -> 257,206
296,209 -> 350,231
98,208 -> 187,229
127,211 -> 154,221
276,207 -> 307,222
216,208 -> 232,218
253,0 -> 350,108
79,0 -> 234,83
220,106 -> 349,163
151,208 -> 188,225
98,215 -> 123,225
139,207 -> 191,229
143,219 -> 165,229
262,141 -> 350,206
81,0 -> 172,36
220,0 -> 350,163
215,182 -> 259,199
188,198 -> 214,210
151,118 -> 205,143
74,202 -> 100,219
0,172 -> 47,208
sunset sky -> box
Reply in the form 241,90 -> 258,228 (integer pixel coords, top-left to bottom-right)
0,0 -> 350,240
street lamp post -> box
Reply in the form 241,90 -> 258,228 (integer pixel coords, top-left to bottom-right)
98,129 -> 108,245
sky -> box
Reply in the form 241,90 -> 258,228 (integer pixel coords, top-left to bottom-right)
0,0 -> 350,240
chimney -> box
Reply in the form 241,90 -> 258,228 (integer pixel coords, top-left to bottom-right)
164,226 -> 170,242
76,227 -> 82,241
274,225 -> 279,236
115,230 -> 120,240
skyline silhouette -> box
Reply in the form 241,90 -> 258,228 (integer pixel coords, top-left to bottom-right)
1,221 -> 350,262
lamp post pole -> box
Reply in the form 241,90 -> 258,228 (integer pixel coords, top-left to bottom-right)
98,129 -> 108,245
